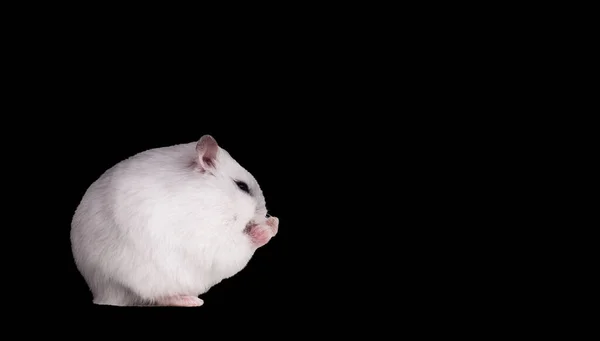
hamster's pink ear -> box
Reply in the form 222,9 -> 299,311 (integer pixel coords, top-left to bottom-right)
196,135 -> 219,170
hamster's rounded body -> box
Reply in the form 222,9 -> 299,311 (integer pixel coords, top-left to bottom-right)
70,136 -> 277,306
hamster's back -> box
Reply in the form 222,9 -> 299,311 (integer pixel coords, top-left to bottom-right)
71,141 -> 200,243
70,142 -> 212,301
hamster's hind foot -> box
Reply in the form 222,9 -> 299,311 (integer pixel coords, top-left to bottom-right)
156,295 -> 204,307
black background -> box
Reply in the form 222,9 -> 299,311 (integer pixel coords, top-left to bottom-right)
6,24 -> 460,332
24,84 -> 404,328
10,61 -> 451,330
2,6 -> 538,335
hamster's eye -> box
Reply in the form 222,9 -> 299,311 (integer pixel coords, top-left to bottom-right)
235,180 -> 250,194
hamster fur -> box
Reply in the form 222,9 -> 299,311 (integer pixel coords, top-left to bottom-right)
70,135 -> 277,306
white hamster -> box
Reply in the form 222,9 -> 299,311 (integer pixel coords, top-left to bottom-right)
70,135 -> 279,307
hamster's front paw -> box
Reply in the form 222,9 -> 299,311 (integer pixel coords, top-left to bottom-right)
244,220 -> 277,248
266,216 -> 279,236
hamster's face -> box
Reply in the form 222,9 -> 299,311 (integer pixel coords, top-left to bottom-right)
216,148 -> 268,226
195,135 -> 269,229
